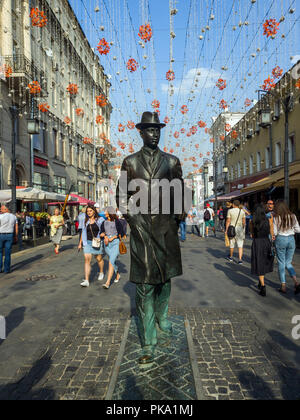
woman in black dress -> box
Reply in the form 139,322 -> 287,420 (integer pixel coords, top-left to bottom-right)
250,204 -> 274,297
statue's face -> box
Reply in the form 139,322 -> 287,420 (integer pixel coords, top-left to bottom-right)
140,126 -> 161,150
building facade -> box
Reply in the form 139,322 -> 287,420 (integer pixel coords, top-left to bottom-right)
211,112 -> 244,196
0,0 -> 113,202
215,61 -> 300,212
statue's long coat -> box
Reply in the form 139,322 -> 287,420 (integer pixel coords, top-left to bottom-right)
117,148 -> 186,285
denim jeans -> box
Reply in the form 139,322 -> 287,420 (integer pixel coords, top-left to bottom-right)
179,221 -> 186,241
275,235 -> 296,284
0,233 -> 14,273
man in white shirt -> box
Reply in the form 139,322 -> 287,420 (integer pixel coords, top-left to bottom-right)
0,204 -> 18,273
225,200 -> 246,264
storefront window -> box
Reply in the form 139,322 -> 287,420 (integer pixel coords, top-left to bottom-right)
33,173 -> 49,191
54,176 -> 66,194
78,181 -> 85,196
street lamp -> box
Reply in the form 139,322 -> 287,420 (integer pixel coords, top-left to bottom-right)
258,108 -> 272,128
27,118 -> 40,134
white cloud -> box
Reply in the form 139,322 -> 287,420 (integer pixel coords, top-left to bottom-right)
291,55 -> 300,64
161,67 -> 221,95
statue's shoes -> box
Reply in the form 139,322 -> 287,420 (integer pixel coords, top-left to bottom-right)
138,354 -> 154,365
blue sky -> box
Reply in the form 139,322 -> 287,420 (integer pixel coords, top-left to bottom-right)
69,0 -> 299,174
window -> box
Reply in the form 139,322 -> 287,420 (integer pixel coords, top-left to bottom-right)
231,166 -> 234,180
33,173 -> 49,191
249,155 -> 253,175
288,135 -> 295,163
78,180 -> 85,195
275,142 -> 282,166
237,162 -> 241,179
257,152 -> 261,172
61,134 -> 65,162
243,159 -> 247,176
33,122 -> 47,153
54,176 -> 66,194
53,129 -> 58,158
69,143 -> 73,166
265,147 -> 270,169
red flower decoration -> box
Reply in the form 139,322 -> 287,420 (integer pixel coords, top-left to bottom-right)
127,121 -> 135,129
244,98 -> 252,107
118,124 -> 125,133
28,81 -> 41,95
64,117 -> 71,125
180,128 -> 186,134
219,99 -> 227,110
97,39 -> 110,55
225,124 -> 231,132
127,58 -> 139,73
76,108 -> 84,116
96,95 -> 107,107
231,130 -> 238,139
166,70 -> 175,81
30,8 -> 47,28
181,105 -> 188,114
96,115 -> 104,125
263,19 -> 280,38
216,79 -> 227,91
38,103 -> 49,113
152,100 -> 160,109
198,120 -> 206,128
262,77 -> 276,91
296,79 -> 300,89
272,66 -> 283,79
164,116 -> 170,124
138,23 -> 153,43
174,131 -> 180,139
66,83 -> 78,95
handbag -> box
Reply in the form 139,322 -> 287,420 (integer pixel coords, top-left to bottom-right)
119,239 -> 127,255
227,209 -> 241,239
89,224 -> 101,249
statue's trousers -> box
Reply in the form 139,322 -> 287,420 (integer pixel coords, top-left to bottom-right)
135,280 -> 171,352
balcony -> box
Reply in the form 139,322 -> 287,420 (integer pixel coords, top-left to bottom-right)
3,54 -> 48,96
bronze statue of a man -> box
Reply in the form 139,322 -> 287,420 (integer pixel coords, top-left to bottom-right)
117,112 -> 187,364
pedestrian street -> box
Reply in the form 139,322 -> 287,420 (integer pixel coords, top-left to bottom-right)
0,231 -> 299,400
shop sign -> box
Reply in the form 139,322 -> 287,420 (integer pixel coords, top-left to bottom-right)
34,156 -> 48,168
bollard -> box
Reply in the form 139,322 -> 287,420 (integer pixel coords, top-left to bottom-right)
33,224 -> 37,247
0,316 -> 5,340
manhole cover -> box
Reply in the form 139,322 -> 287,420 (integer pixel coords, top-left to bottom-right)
26,274 -> 57,282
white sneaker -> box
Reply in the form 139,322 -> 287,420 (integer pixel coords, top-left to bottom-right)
98,272 -> 104,281
80,280 -> 89,287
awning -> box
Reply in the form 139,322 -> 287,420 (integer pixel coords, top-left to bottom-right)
0,188 -> 68,203
242,161 -> 300,193
48,194 -> 95,206
275,172 -> 300,188
216,190 -> 245,201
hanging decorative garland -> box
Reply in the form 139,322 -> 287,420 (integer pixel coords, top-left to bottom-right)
83,137 -> 93,144
28,81 -> 41,95
261,76 -> 276,91
127,121 -> 135,129
296,79 -> 300,89
173,131 -> 180,139
152,100 -> 160,109
66,83 -> 78,95
96,115 -> 104,125
64,117 -> 71,125
219,99 -> 227,110
127,58 -> 139,73
76,108 -> 84,116
231,130 -> 238,139
164,116 -> 170,124
180,105 -> 188,114
2,64 -> 12,78
138,23 -> 153,43
225,124 -> 231,132
216,78 -> 227,90
180,128 -> 185,134
263,19 -> 280,38
97,38 -> 110,55
272,66 -> 283,79
244,98 -> 252,107
96,94 -> 107,107
118,124 -> 125,132
30,8 -> 47,28
38,103 -> 50,113
198,120 -> 206,128
166,70 -> 175,81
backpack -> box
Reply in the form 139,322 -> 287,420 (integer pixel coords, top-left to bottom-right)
219,210 -> 224,220
204,210 -> 211,221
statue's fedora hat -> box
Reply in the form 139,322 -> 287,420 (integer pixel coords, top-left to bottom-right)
136,111 -> 166,130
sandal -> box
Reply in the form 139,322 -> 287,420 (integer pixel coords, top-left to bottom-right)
102,283 -> 110,290
278,286 -> 287,294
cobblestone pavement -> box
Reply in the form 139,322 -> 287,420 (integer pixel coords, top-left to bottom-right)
0,235 -> 300,400
0,308 -> 129,400
170,308 -> 300,400
112,316 -> 196,400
